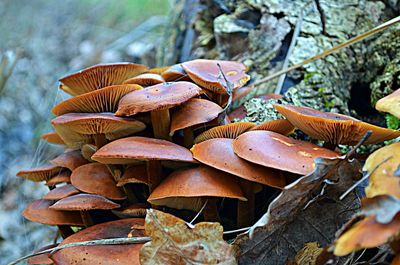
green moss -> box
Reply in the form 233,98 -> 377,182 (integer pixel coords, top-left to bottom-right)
386,114 -> 400,129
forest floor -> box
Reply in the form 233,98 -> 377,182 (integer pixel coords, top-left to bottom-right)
0,0 -> 167,262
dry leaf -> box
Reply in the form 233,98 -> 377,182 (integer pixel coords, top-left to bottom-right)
360,195 -> 400,224
140,209 -> 237,265
286,242 -> 323,265
234,155 -> 361,264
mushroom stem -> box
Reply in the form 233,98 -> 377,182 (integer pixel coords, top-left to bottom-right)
57,225 -> 74,239
94,133 -> 107,148
80,211 -> 94,227
183,128 -> 194,148
151,109 -> 171,141
203,197 -> 220,222
105,165 -> 137,203
146,160 -> 162,193
237,180 -> 255,227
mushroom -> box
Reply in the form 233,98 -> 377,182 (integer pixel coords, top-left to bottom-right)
274,104 -> 400,146
123,73 -> 165,86
161,64 -> 190,82
50,218 -> 145,265
148,166 -> 246,221
117,164 -> 149,202
91,136 -> 196,191
233,131 -> 339,176
49,193 -> 120,227
59,62 -> 148,96
52,84 -> 142,116
81,144 -> 98,162
41,132 -> 65,145
147,66 -> 170,74
27,244 -> 57,265
52,112 -> 146,148
194,122 -> 255,144
116,81 -> 202,140
50,150 -> 89,171
170,98 -> 224,147
375,88 -> 400,119
249,119 -> 295,135
112,203 -> 149,218
17,165 -> 62,182
70,163 -> 126,200
191,138 -> 285,226
46,171 -> 71,187
23,199 -> 84,238
43,184 -> 80,200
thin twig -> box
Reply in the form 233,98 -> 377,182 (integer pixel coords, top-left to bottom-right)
189,199 -> 208,224
253,16 -> 400,87
217,63 -> 233,111
345,131 -> 372,160
223,226 -> 251,235
275,10 -> 303,94
7,237 -> 151,265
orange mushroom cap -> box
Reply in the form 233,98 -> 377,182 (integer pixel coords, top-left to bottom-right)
49,194 -> 120,211
274,104 -> 400,145
191,138 -> 285,188
41,132 -> 65,145
52,84 -> 142,116
50,218 -> 144,265
169,98 -> 224,136
46,171 -> 71,186
43,184 -> 80,200
50,150 -> 89,171
233,131 -> 339,175
23,199 -> 84,226
375,88 -> 400,119
59,62 -> 148,96
148,166 -> 246,211
123,73 -> 165,87
17,165 -> 62,182
249,119 -> 295,135
117,164 -> 149,186
116,81 -> 202,116
194,122 -> 255,144
161,64 -> 190,82
27,244 -> 57,265
147,66 -> 170,75
182,59 -> 250,94
92,136 -> 196,164
112,203 -> 149,218
71,163 -> 126,200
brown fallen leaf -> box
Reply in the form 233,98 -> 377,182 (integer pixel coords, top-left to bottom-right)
285,242 -> 323,265
360,195 -> 400,224
140,209 -> 237,265
234,153 -> 362,264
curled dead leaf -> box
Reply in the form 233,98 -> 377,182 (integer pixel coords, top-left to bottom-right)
360,195 -> 400,224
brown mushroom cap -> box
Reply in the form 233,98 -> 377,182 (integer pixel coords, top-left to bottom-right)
147,66 -> 170,75
59,63 -> 148,96
46,171 -> 71,186
50,150 -> 89,171
52,84 -> 142,116
52,113 -> 146,148
92,136 -> 196,164
182,59 -> 250,94
117,164 -> 149,186
191,138 -> 285,188
27,244 -> 57,265
43,184 -> 80,200
50,218 -> 144,265
116,81 -> 202,116
249,119 -> 295,135
148,166 -> 246,211
23,199 -> 84,226
17,165 -> 62,182
194,122 -> 255,144
161,64 -> 189,82
169,98 -> 224,136
49,194 -> 120,211
233,131 -> 339,175
41,132 -> 65,145
123,73 -> 165,86
375,88 -> 400,119
71,163 -> 126,200
112,203 -> 149,218
334,214 -> 400,256
274,104 -> 400,145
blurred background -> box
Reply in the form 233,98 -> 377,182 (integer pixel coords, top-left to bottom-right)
0,0 -> 169,262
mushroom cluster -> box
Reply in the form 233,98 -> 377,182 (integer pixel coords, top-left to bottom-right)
16,60 -> 400,264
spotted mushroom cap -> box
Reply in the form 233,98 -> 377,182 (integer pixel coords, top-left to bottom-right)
116,81 -> 202,116
169,98 -> 224,136
274,104 -> 400,145
59,63 -> 148,96
375,88 -> 400,119
233,131 -> 339,175
92,136 -> 196,164
182,59 -> 250,94
52,84 -> 142,116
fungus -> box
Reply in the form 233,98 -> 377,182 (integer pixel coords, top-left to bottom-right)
50,150 -> 89,171
375,88 -> 400,119
112,203 -> 149,218
194,122 -> 255,144
274,104 -> 400,145
43,184 -> 80,200
233,131 -> 339,176
41,132 -> 65,145
161,64 -> 190,82
17,165 -> 62,182
116,81 -> 202,140
123,73 -> 165,86
27,244 -> 57,265
59,62 -> 147,96
170,98 -> 224,147
46,171 -> 71,187
52,84 -> 142,116
249,119 -> 295,135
